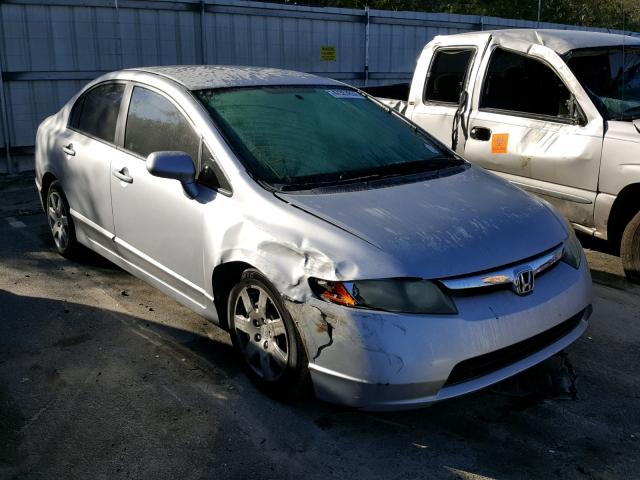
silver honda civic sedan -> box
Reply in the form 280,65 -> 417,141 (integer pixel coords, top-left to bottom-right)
35,66 -> 592,410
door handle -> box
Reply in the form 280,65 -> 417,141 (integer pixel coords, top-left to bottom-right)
62,143 -> 75,156
470,126 -> 492,141
112,167 -> 133,184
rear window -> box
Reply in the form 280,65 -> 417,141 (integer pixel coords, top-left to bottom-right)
69,83 -> 124,143
424,49 -> 475,104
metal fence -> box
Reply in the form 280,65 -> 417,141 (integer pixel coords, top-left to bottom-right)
0,0 -> 637,172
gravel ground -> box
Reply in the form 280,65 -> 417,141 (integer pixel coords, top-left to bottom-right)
0,172 -> 638,479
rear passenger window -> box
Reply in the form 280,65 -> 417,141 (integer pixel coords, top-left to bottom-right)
69,83 -> 124,143
124,87 -> 200,162
424,49 -> 474,104
480,48 -> 572,120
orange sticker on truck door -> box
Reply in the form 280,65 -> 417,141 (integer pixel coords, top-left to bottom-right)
491,133 -> 509,154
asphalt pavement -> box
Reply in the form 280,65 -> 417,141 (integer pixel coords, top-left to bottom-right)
1,173 -> 638,479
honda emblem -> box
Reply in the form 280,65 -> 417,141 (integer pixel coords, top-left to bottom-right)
513,267 -> 535,295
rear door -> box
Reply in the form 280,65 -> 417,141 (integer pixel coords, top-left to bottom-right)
58,82 -> 125,251
463,42 -> 604,228
409,33 -> 491,150
110,84 -> 207,308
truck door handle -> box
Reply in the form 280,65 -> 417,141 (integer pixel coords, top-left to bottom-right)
470,127 -> 492,141
62,143 -> 75,156
112,167 -> 133,184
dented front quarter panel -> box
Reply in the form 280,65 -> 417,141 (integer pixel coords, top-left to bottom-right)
200,179 -> 404,304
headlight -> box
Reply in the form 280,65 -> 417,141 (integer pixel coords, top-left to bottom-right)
562,230 -> 583,269
309,278 -> 457,314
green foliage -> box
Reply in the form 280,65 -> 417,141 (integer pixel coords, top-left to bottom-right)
273,0 -> 640,31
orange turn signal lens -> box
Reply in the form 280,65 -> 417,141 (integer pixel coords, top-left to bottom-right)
315,281 -> 357,306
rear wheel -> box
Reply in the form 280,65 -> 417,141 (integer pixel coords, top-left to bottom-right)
621,210 -> 640,283
46,181 -> 80,258
228,269 -> 310,399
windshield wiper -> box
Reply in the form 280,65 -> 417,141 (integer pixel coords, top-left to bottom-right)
275,156 -> 462,191
275,173 -> 381,191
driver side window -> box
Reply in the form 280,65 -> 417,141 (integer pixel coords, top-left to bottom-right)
480,48 -> 573,121
124,87 -> 200,163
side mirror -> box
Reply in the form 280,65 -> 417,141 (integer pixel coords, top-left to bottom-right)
566,95 -> 586,126
146,151 -> 199,198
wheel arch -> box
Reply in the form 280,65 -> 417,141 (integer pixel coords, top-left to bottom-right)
211,261 -> 255,330
40,172 -> 58,206
607,183 -> 640,252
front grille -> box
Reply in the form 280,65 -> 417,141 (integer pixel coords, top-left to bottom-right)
439,243 -> 564,294
444,309 -> 586,387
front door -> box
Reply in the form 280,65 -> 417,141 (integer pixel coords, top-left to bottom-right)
464,42 -> 604,228
110,84 -> 207,308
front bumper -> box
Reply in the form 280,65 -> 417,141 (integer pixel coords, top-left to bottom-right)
288,258 -> 592,411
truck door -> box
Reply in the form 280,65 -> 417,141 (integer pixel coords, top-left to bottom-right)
464,41 -> 604,228
409,33 -> 491,149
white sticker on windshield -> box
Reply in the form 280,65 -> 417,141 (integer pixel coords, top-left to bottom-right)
326,89 -> 365,99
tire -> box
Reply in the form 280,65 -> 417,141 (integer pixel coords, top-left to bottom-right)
228,268 -> 311,400
621,210 -> 640,284
46,181 -> 80,258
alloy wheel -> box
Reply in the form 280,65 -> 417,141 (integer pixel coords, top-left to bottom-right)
233,285 -> 289,381
48,190 -> 69,251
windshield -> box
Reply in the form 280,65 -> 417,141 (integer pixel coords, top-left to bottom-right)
195,86 -> 460,190
566,46 -> 640,121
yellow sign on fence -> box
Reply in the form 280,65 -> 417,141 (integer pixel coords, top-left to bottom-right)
320,45 -> 336,61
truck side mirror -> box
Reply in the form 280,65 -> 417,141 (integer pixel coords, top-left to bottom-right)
566,96 -> 586,126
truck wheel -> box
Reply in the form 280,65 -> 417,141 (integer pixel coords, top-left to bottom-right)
621,210 -> 640,283
228,269 -> 311,400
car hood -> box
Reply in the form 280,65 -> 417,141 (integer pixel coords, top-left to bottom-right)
275,165 -> 568,280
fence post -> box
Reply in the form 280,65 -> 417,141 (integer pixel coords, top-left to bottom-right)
364,6 -> 370,86
0,5 -> 12,174
200,1 -> 207,65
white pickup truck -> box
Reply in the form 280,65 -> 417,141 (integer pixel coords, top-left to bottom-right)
368,29 -> 640,282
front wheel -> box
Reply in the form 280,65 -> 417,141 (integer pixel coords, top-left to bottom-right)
228,269 -> 311,400
46,181 -> 80,258
621,210 -> 640,283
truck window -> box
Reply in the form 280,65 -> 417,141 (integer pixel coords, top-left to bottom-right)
480,48 -> 572,120
424,49 -> 474,104
566,46 -> 640,121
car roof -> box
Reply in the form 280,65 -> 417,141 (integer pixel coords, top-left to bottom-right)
127,65 -> 342,91
443,28 -> 640,55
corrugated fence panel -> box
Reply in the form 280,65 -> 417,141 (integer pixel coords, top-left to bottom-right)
118,7 -> 201,68
204,9 -> 363,77
0,0 -> 638,171
368,10 -> 480,85
7,80 -> 86,147
2,4 -> 121,72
